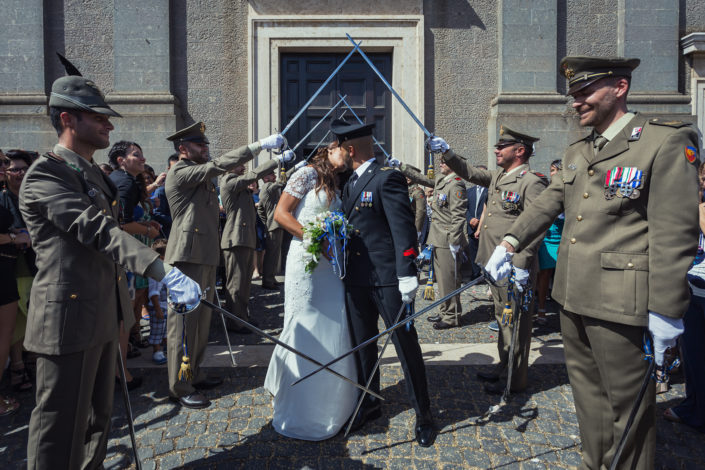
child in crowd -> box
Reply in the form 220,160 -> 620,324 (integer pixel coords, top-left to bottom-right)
148,239 -> 169,364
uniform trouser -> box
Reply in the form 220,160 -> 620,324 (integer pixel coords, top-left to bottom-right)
167,262 -> 215,397
345,285 -> 432,421
222,247 -> 254,327
435,246 -> 462,325
560,310 -> 655,470
262,228 -> 283,286
489,278 -> 534,391
27,339 -> 117,470
673,293 -> 705,430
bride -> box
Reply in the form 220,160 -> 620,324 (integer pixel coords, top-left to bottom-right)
264,146 -> 358,440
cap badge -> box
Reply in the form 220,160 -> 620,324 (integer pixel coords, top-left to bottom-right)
563,66 -> 575,79
200,122 -> 206,134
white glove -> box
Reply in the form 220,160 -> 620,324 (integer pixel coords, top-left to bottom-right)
428,136 -> 449,153
260,133 -> 286,151
163,267 -> 202,313
387,157 -> 401,168
449,244 -> 460,260
278,149 -> 295,163
648,311 -> 684,366
294,160 -> 307,170
484,245 -> 514,282
398,276 -> 419,304
513,267 -> 529,292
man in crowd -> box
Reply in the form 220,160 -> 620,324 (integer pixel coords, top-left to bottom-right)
486,56 -> 700,469
427,127 -> 547,394
257,168 -> 286,290
164,122 -> 286,408
406,169 -> 427,245
20,70 -> 200,470
220,151 -> 292,331
396,160 -> 468,330
464,165 -> 488,280
152,153 -> 179,237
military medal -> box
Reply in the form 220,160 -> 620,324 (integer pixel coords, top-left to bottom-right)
501,191 -> 520,211
360,191 -> 373,208
568,163 -> 577,170
605,167 -> 643,200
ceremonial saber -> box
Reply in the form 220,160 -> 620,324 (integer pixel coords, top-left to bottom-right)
290,95 -> 348,153
292,274 -> 487,387
346,33 -> 432,139
337,94 -> 391,160
199,299 -> 383,400
116,344 -> 142,470
214,289 -> 236,367
280,40 -> 362,137
608,338 -> 656,470
343,302 -> 407,437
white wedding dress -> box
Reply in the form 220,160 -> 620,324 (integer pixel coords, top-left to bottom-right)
264,166 -> 358,441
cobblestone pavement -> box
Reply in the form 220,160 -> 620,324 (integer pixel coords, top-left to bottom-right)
2,276 -> 704,469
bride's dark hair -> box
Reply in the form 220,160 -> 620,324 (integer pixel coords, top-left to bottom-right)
309,147 -> 338,204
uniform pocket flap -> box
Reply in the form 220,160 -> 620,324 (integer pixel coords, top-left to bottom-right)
47,283 -> 97,301
600,252 -> 648,271
562,169 -> 576,184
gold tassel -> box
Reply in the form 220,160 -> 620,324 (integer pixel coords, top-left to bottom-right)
423,277 -> 435,301
178,355 -> 192,381
280,166 -> 287,184
426,164 -> 434,180
501,303 -> 513,327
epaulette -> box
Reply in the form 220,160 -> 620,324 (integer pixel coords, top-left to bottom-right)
649,118 -> 691,128
45,151 -> 65,163
532,171 -> 549,185
380,166 -> 392,171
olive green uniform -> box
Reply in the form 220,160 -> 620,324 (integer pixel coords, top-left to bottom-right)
165,143 -> 260,398
257,177 -> 285,286
20,144 -> 162,470
506,114 -> 700,469
409,184 -> 427,238
402,165 -> 468,325
442,153 -> 547,389
220,159 -> 278,326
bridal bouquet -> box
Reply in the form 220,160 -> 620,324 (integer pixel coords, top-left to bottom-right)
301,210 -> 353,278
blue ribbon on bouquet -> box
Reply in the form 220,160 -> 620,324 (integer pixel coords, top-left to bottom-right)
322,210 -> 352,279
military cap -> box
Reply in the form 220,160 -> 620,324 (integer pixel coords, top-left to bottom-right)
49,76 -> 121,117
167,122 -> 209,145
560,56 -> 640,95
496,125 -> 539,151
330,118 -> 375,143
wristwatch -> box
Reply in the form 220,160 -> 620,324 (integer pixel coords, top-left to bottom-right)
9,232 -> 16,243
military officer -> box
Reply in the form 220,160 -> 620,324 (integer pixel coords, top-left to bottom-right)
486,57 -> 700,469
20,72 -> 200,470
428,127 -> 547,393
333,119 -> 436,447
220,151 -> 293,330
257,168 -> 286,289
395,160 -> 468,329
165,122 -> 286,408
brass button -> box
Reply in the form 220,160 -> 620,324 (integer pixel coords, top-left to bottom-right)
588,169 -> 595,176
102,209 -> 107,214
70,294 -> 78,299
355,229 -> 360,234
570,237 -> 576,244
496,189 -> 499,193
576,215 -> 583,221
243,222 -> 246,226
483,225 -> 488,229
627,262 -> 634,268
583,193 -> 589,199
194,228 -> 199,232
355,206 -> 360,211
356,252 -> 361,256
118,276 -> 122,281
487,212 -> 492,217
492,201 -> 496,205
112,200 -> 117,206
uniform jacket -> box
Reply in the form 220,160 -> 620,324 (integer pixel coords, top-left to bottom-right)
442,155 -> 547,269
19,144 -> 159,355
506,114 -> 700,325
408,184 -> 427,234
220,159 -> 278,250
402,166 -> 468,249
257,179 -> 284,231
165,144 -> 258,266
343,161 -> 418,286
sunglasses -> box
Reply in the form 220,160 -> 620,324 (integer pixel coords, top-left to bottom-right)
494,143 -> 517,150
6,167 -> 28,174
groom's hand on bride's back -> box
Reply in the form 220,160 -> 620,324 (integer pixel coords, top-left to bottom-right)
398,276 -> 418,304
321,239 -> 332,261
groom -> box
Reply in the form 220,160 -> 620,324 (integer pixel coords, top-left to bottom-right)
332,119 -> 436,447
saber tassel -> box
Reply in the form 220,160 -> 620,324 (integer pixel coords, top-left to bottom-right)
178,317 -> 192,381
423,247 -> 435,300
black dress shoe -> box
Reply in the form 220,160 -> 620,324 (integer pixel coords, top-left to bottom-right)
415,422 -> 437,447
347,406 -> 382,433
170,392 -> 211,409
432,320 -> 456,330
476,369 -> 500,382
194,376 -> 223,390
261,283 -> 280,290
427,314 -> 441,322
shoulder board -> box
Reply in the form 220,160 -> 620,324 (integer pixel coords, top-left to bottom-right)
531,171 -> 549,185
44,151 -> 65,163
380,166 -> 393,171
649,118 -> 690,128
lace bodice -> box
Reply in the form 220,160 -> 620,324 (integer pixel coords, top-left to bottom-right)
284,166 -> 341,228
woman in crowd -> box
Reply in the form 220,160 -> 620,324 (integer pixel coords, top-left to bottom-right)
663,160 -> 705,432
535,160 -> 565,326
1,150 -> 37,394
251,180 -> 266,280
108,141 -> 160,389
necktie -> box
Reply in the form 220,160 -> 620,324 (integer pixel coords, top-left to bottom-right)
594,135 -> 608,154
345,172 -> 358,200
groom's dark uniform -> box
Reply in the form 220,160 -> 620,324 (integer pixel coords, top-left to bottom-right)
337,121 -> 433,432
